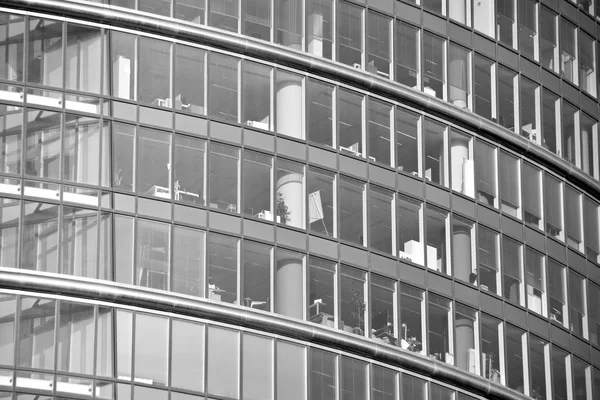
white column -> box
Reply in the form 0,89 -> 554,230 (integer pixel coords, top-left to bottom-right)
276,78 -> 303,139
275,257 -> 303,318
450,136 -> 469,193
276,172 -> 303,228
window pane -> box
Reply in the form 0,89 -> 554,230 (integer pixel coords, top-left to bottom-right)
113,123 -> 135,192
174,0 -> 205,24
115,215 -> 134,284
341,357 -> 367,400
338,89 -> 363,157
452,216 -> 475,283
275,71 -> 303,139
399,284 -> 424,353
307,79 -> 334,147
209,142 -> 239,212
473,55 -> 493,120
367,98 -> 392,166
96,307 -> 113,377
424,119 -> 446,186
525,248 -> 546,316
430,384 -> 454,400
339,176 -> 365,246
243,0 -> 270,41
63,115 -> 106,187
422,33 -> 444,99
499,151 -> 520,217
395,21 -> 419,88
116,310 -> 132,379
448,44 -> 470,109
27,18 -> 63,88
56,302 -> 94,375
337,2 -> 362,68
522,163 -> 542,229
275,0 -> 302,47
450,130 -> 474,197
276,341 -> 306,400
207,233 -> 238,304
505,324 -> 526,393
539,7 -> 558,73
137,128 -> 171,198
584,197 -> 599,263
529,335 -> 549,400
0,104 -> 22,176
306,0 -> 333,59
591,283 -> 600,347
569,271 -> 587,339
544,173 -> 563,241
520,77 -> 539,145
498,66 -> 517,131
480,314 -> 502,383
551,346 -> 569,400
562,102 -> 578,166
134,313 -> 168,385
242,61 -> 271,130
572,358 -> 591,400
454,303 -> 477,372
580,114 -> 596,177
428,294 -> 452,364
172,226 -> 205,297
425,205 -> 448,274
275,248 -> 304,319
174,45 -> 205,114
25,109 -> 61,180
276,159 -> 305,228
207,326 -> 239,398
547,259 -> 566,328
395,108 -> 419,176
541,89 -> 559,155
369,186 -> 393,254
397,195 -> 423,265
497,0 -> 515,48
0,198 -> 20,269
174,135 -> 205,205
560,19 -> 577,85
243,334 -> 273,400
475,140 -> 497,207
478,226 -> 499,295
136,219 -> 170,291
139,38 -> 170,107
18,297 -> 56,370
0,294 -> 16,365
242,240 -> 271,311
401,374 -> 426,400
518,0 -> 537,60
366,12 -> 390,77
111,31 -> 136,100
208,0 -> 239,32
340,265 -> 366,335
308,257 -> 336,326
310,348 -> 336,400
22,202 -> 59,273
579,31 -> 596,97
307,167 -> 335,237
502,236 -> 523,306
60,207 -> 98,278
565,186 -> 583,251
243,150 -> 272,220
370,274 -> 396,345
208,54 -> 238,122
0,13 -> 25,82
372,365 -> 396,400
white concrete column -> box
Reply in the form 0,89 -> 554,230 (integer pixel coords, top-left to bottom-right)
449,58 -> 467,109
276,172 -> 303,228
275,257 -> 303,318
452,226 -> 472,283
582,128 -> 590,174
455,317 -> 475,371
276,78 -> 303,139
450,136 -> 469,193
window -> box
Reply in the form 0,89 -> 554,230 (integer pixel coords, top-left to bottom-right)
275,0 -> 302,48
341,357 -> 368,400
562,101 -> 578,166
423,0 -> 444,15
497,0 -> 516,48
307,167 -> 335,237
66,23 -> 105,95
370,274 -> 397,345
372,365 -> 396,400
449,0 -> 469,24
367,98 -> 392,166
428,294 -> 453,364
306,0 -> 333,59
171,319 -> 204,393
541,89 -> 559,155
395,108 -> 420,176
584,197 -> 599,263
423,119 -> 447,186
452,216 -> 475,284
454,303 -> 477,373
395,21 -> 419,89
397,194 -> 423,265
174,0 -> 205,24
505,324 -> 526,393
111,31 -> 136,100
63,115 -> 108,187
529,335 -> 549,400
174,135 -> 205,205
525,248 -> 546,316
243,334 -> 273,400
207,327 -> 239,398
560,19 -> 577,85
503,236 -> 523,306
475,140 -> 497,207
275,70 -> 304,139
518,0 -> 538,60
399,284 -> 424,354
473,55 -> 494,120
307,79 -> 334,147
242,150 -> 272,221
138,37 -> 170,107
134,313 -> 168,385
207,233 -> 238,304
243,0 -> 270,41
209,142 -> 239,212
276,159 -> 305,229
402,374 -> 426,400
480,314 -> 503,384
522,163 -> 542,229
474,0 -> 495,37
551,346 -> 569,400
274,248 -> 304,319
116,310 -> 132,379
172,226 -> 205,297
174,44 -> 205,114
580,113 -> 597,177
308,257 -> 336,327
137,128 -> 171,198
579,31 -> 596,97
25,109 -> 61,181
337,2 -> 363,68
277,342 -> 306,400
22,202 -> 59,273
208,53 -> 238,122
425,205 -> 448,274
114,215 -> 134,284
366,11 -> 391,78
449,130 -> 474,197
572,358 -> 591,400
539,7 -> 558,73
565,186 -> 583,251
448,44 -> 470,109
339,265 -> 366,335
338,89 -> 364,157
28,18 -> 63,88
0,13 -> 25,82
544,173 -> 563,241
136,219 -> 170,290
0,199 -> 19,269
422,33 -> 445,99
477,226 -> 500,295
369,185 -> 393,254
499,151 -> 521,218
56,301 -> 94,375
310,348 -> 337,399
339,176 -> 365,246
520,77 -> 540,145
18,297 -> 56,370
0,104 -> 22,177
547,259 -> 566,328
589,283 -> 600,347
242,240 -> 271,311
209,0 -> 238,32
497,66 -> 517,132
569,271 -> 588,339
60,207 -> 100,278
112,123 -> 135,192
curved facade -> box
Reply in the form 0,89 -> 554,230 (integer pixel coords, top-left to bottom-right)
0,0 -> 599,400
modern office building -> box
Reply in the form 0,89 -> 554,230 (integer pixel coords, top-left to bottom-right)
0,0 -> 600,399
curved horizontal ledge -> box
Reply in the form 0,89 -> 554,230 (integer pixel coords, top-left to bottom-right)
0,268 -> 529,400
3,0 -> 599,200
